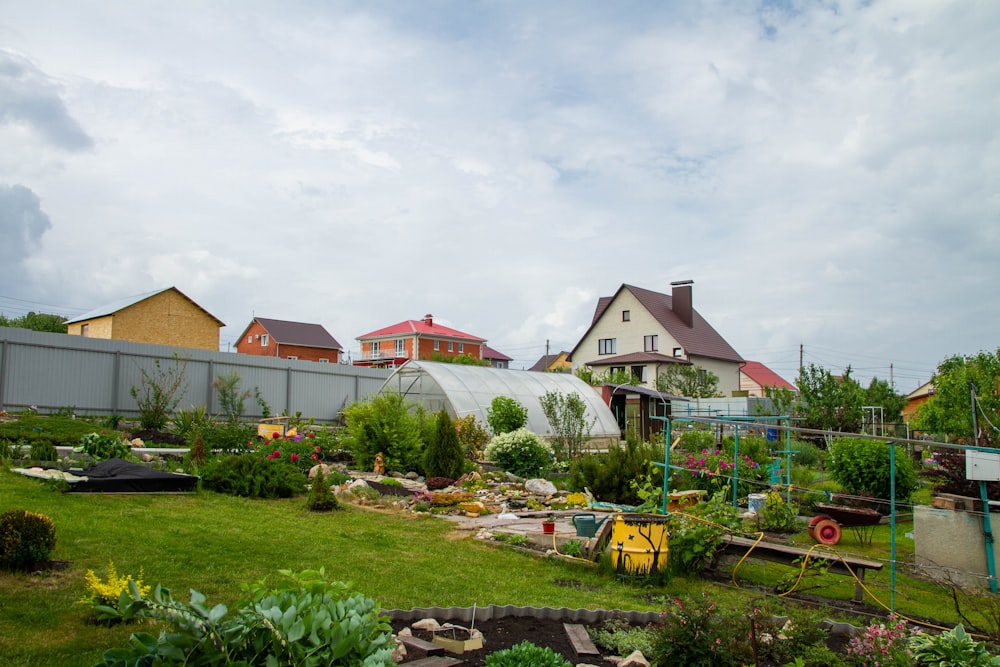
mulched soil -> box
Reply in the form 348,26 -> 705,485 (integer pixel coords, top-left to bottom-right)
129,429 -> 187,446
392,615 -> 618,666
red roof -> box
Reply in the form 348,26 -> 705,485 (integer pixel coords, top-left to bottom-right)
357,315 -> 485,343
741,361 -> 796,391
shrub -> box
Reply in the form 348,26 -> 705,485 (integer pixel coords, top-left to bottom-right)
78,561 -> 151,624
667,489 -> 742,575
455,414 -> 491,460
669,447 -> 765,499
93,569 -> 395,667
306,465 -> 338,512
829,438 -> 917,501
569,436 -> 660,505
423,410 -> 465,480
923,448 -> 1000,500
130,355 -> 189,431
75,432 -> 132,462
589,618 -> 657,658
342,394 -> 424,473
199,421 -> 257,453
756,490 -> 800,533
844,616 -> 915,667
792,438 -> 823,467
29,440 -> 58,461
172,404 -> 211,439
483,428 -> 550,478
0,509 -> 57,571
486,396 -> 528,435
649,593 -> 730,666
200,454 -> 306,498
539,390 -> 595,460
485,640 -> 571,667
908,623 -> 1000,666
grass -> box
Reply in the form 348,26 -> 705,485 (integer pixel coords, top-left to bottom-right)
1,467 -> 990,666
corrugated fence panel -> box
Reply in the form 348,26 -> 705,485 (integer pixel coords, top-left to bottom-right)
0,327 -> 391,422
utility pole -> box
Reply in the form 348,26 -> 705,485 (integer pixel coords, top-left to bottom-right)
890,363 -> 894,388
799,343 -> 803,374
546,339 -> 550,358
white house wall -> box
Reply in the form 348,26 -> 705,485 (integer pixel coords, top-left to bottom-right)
572,290 -> 681,373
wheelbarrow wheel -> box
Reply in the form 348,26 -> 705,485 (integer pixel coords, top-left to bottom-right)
811,518 -> 842,545
807,514 -> 830,539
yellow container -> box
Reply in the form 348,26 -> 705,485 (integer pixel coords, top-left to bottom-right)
609,513 -> 670,577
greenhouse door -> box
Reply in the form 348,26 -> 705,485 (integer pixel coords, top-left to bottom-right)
625,400 -> 641,441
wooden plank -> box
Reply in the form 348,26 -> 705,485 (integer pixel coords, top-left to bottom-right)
721,535 -> 883,570
563,623 -> 601,656
401,657 -> 464,667
398,635 -> 444,656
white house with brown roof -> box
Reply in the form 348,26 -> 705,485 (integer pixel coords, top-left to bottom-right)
569,281 -> 744,396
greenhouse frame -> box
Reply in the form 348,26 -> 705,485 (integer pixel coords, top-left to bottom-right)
378,360 -> 622,447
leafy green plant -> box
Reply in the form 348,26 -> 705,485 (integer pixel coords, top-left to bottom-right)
561,540 -> 582,557
173,404 -> 211,439
650,593 -> 730,666
486,396 -> 528,435
342,394 -> 425,473
909,623 -> 1000,666
829,438 -> 917,501
667,489 -> 742,575
455,414 -> 491,460
93,568 -> 396,667
0,509 -> 57,571
74,432 -> 131,462
200,454 -> 306,498
588,618 -> 657,658
78,560 -> 151,624
29,440 -> 58,461
483,428 -> 551,478
423,410 -> 465,480
493,533 -> 528,547
757,490 -> 800,533
306,465 -> 339,512
484,640 -> 571,667
539,390 -> 596,460
130,355 -> 189,431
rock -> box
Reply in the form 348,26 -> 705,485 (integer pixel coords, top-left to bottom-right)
525,478 -> 558,496
348,479 -> 370,491
308,463 -> 333,481
397,627 -> 412,637
131,438 -> 145,447
412,618 -> 442,632
405,471 -> 420,480
469,628 -> 484,640
617,650 -> 651,667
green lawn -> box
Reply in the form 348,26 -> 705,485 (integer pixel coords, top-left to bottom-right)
0,468 -> 984,666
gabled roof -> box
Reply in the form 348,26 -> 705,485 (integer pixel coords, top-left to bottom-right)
65,287 -> 225,326
357,317 -> 485,343
740,361 -> 796,391
906,380 -> 935,401
482,345 -> 512,362
574,284 -> 742,363
529,352 -> 569,372
241,317 -> 342,350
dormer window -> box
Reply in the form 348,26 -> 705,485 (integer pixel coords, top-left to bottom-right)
622,310 -> 630,322
673,347 -> 682,358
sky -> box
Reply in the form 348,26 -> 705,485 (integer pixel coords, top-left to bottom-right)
0,1 -> 997,395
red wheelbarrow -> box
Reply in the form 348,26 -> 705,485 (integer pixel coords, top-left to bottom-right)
808,503 -> 883,546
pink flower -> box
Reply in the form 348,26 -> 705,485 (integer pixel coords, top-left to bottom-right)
307,432 -> 315,438
311,454 -> 318,460
290,453 -> 299,462
271,431 -> 281,440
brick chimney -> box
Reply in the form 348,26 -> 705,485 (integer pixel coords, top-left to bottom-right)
671,280 -> 694,327
423,314 -> 433,326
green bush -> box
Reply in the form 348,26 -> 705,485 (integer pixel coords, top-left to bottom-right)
0,415 -> 114,449
588,618 -> 657,658
829,438 -> 916,501
677,428 -> 717,452
423,410 -> 465,480
130,355 -> 189,431
455,414 -> 491,460
667,490 -> 742,575
199,421 -> 257,452
93,569 -> 395,667
486,396 -> 528,435
342,394 -> 424,473
200,454 -> 306,498
568,437 -> 660,505
755,490 -> 800,533
29,440 -> 58,461
483,428 -> 551,478
74,432 -> 132,462
791,438 -> 823,467
0,509 -> 57,571
484,640 -> 571,667
306,466 -> 339,512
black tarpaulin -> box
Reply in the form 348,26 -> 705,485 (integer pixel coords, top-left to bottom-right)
66,458 -> 199,493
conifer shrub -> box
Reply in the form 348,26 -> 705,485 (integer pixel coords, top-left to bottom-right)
200,455 -> 306,498
423,410 -> 465,480
306,466 -> 338,512
0,509 -> 57,571
568,436 -> 660,505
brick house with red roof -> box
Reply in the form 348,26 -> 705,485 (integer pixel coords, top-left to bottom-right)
569,281 -> 744,396
739,360 -> 797,397
354,314 -> 486,368
235,317 -> 343,363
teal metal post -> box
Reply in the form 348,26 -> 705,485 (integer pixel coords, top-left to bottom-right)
785,420 -> 793,504
980,479 -> 998,593
733,425 -> 740,508
890,442 -> 896,611
660,419 -> 672,515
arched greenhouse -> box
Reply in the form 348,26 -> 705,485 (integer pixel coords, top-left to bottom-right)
378,360 -> 621,448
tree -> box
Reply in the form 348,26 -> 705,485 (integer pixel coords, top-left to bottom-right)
794,363 -> 864,433
342,394 -> 424,473
656,364 -> 720,398
862,377 -> 906,425
213,372 -> 252,426
130,355 -> 189,431
422,410 -> 465,480
912,350 -> 1000,447
486,396 -> 528,435
0,311 -> 67,333
539,390 -> 596,460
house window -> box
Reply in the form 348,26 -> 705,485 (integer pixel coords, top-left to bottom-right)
319,358 -> 329,363
458,343 -> 464,353
261,334 -> 269,347
247,335 -> 252,344
434,339 -> 440,351
81,323 -> 89,337
395,339 -> 405,356
598,338 -> 616,355
370,342 -> 380,358
287,355 -> 298,360
673,347 -> 683,358
622,310 -> 630,322
644,335 -> 658,352
631,365 -> 647,383
448,341 -> 454,352
610,366 -> 626,376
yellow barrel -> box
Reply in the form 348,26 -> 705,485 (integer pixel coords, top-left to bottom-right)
609,513 -> 670,577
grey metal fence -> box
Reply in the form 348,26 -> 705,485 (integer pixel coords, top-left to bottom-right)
0,327 -> 391,423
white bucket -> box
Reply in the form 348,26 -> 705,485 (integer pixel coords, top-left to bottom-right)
748,493 -> 767,514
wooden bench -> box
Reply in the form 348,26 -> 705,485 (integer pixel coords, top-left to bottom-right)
719,534 -> 884,603
397,635 -> 444,657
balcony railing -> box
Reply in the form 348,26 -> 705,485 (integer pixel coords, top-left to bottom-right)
357,349 -> 414,362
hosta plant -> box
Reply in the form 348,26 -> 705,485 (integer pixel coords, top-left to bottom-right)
908,623 -> 1000,667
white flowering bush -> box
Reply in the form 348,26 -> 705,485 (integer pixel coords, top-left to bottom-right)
483,428 -> 551,478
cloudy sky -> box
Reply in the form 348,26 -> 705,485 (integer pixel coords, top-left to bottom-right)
1,1 -> 997,393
